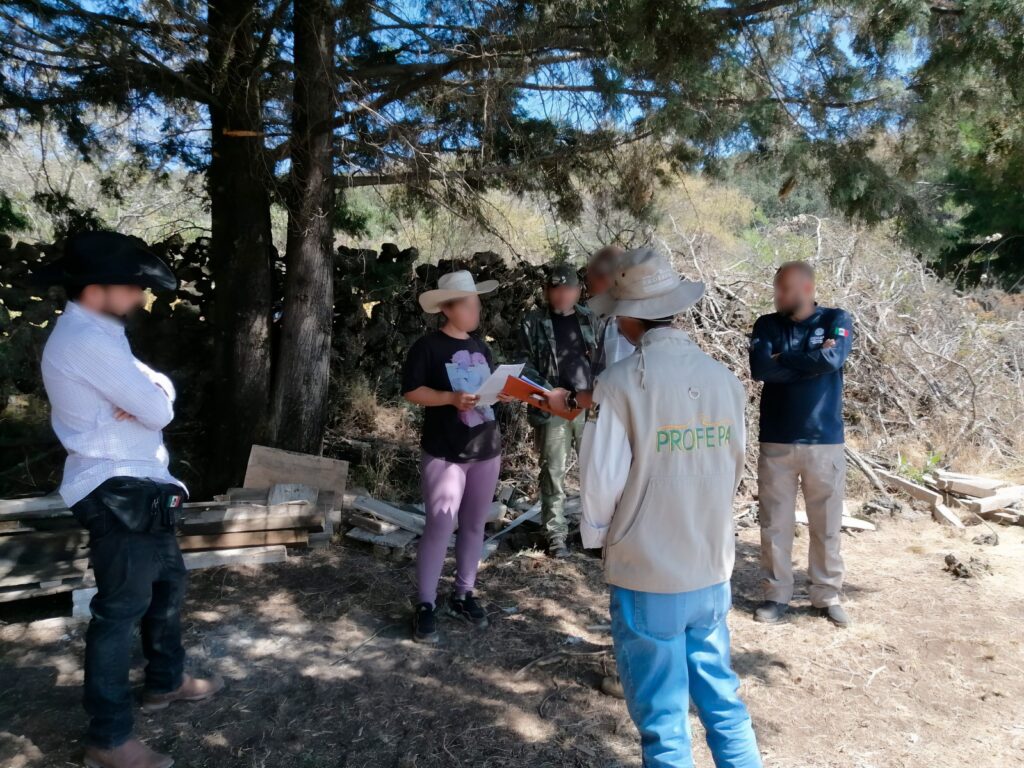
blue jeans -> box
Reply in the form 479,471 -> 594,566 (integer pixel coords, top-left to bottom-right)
611,582 -> 761,768
73,486 -> 187,748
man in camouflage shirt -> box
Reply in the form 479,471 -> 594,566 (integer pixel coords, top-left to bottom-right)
517,264 -> 602,557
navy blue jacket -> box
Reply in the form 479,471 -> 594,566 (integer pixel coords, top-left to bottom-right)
749,306 -> 853,445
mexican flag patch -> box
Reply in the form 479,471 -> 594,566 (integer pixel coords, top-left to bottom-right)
835,327 -> 849,337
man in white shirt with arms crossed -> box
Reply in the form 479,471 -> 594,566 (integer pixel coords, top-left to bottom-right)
36,231 -> 223,768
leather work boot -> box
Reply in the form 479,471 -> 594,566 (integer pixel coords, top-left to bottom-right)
141,673 -> 224,712
819,604 -> 851,628
83,737 -> 173,768
600,674 -> 625,699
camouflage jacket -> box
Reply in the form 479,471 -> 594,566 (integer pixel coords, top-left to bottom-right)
516,304 -> 603,425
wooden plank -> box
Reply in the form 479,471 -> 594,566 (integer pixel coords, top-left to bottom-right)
964,486 -> 1024,514
0,576 -> 90,604
0,529 -> 89,579
181,500 -> 310,518
480,502 -> 542,561
244,444 -> 348,498
181,544 -> 289,570
219,487 -> 269,502
12,546 -> 289,612
934,469 -> 1006,483
182,499 -> 233,510
268,483 -> 318,506
179,501 -> 319,533
980,510 -> 1023,526
177,529 -> 308,551
345,526 -> 417,548
0,524 -> 36,535
876,470 -> 942,508
0,494 -> 72,522
0,557 -> 89,589
932,503 -> 966,529
352,496 -> 425,534
178,511 -> 321,534
350,514 -> 400,535
317,491 -> 337,536
795,509 -> 877,532
0,493 -> 65,515
935,475 -> 1006,498
308,532 -> 331,550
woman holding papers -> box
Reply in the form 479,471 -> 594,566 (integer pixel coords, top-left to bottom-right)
402,270 -> 510,644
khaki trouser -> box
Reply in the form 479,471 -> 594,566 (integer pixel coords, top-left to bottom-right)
535,412 -> 586,542
757,443 -> 846,608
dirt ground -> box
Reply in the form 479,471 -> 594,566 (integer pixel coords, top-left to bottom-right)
1,514 -> 1023,768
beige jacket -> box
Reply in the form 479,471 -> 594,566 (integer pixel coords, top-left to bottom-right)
580,327 -> 746,593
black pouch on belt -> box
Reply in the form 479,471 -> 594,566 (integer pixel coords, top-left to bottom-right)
91,477 -> 187,533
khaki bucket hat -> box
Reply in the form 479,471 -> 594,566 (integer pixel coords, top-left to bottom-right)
587,247 -> 704,319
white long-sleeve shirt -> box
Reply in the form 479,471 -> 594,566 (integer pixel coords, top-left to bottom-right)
41,301 -> 185,506
580,317 -> 635,548
579,397 -> 630,548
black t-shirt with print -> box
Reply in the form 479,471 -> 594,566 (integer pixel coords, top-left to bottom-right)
401,330 -> 502,463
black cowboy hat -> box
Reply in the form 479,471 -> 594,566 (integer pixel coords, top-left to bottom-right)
30,231 -> 178,292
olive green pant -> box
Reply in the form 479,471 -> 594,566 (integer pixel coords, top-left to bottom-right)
535,412 -> 586,542
757,442 -> 847,608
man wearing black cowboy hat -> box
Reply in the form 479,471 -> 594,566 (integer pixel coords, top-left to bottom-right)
36,231 -> 223,768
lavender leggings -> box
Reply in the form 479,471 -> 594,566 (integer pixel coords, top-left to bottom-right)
417,453 -> 502,605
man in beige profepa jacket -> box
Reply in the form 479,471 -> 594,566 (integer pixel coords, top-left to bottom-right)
580,247 -> 761,768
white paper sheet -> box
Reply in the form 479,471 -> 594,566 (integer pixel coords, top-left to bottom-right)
474,363 -> 525,406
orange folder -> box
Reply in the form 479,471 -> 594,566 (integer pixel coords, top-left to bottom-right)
501,376 -> 583,421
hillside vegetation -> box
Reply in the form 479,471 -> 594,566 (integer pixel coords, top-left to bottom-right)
2,168 -> 1022,501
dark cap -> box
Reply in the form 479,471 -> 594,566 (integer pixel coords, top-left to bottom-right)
30,231 -> 178,292
546,263 -> 580,288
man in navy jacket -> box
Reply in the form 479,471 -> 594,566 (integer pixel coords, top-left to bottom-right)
749,261 -> 853,627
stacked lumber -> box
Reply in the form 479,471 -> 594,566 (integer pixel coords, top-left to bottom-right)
926,470 -> 1024,526
0,496 -> 91,603
874,466 -> 1024,528
0,445 -> 348,606
341,491 -> 560,560
177,482 -> 332,550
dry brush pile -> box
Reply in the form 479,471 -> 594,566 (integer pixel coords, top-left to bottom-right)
667,215 -> 1024,484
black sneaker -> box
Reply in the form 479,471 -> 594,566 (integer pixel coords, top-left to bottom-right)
412,602 -> 439,644
445,591 -> 489,628
753,600 -> 790,624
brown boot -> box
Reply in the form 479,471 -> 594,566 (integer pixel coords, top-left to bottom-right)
141,673 -> 224,712
83,738 -> 173,768
600,674 -> 625,699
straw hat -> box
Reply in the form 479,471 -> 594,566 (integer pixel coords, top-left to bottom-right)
418,270 -> 498,314
587,247 -> 704,320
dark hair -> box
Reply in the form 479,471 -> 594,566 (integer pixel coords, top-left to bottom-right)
64,283 -> 86,301
775,260 -> 815,282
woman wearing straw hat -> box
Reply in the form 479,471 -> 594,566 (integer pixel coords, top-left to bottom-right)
402,270 -> 509,643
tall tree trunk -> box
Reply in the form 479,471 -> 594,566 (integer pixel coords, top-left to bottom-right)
271,0 -> 336,453
206,0 -> 274,489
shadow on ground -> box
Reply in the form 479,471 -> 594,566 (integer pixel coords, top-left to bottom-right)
0,536 -> 790,768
